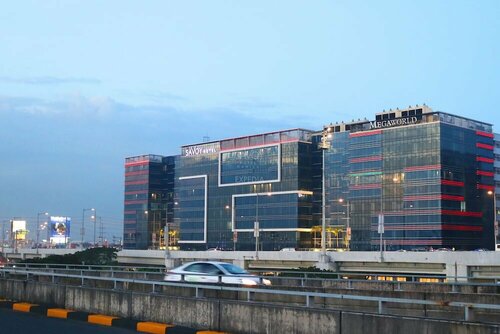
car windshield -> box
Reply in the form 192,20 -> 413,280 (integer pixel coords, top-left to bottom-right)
220,263 -> 248,275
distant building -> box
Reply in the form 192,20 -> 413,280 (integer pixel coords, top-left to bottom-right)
123,155 -> 175,249
494,133 -> 500,250
124,105 -> 496,251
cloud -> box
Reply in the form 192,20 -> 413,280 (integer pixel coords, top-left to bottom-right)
0,94 -> 116,117
0,76 -> 101,85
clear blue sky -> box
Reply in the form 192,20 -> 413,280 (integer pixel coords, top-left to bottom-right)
1,1 -> 499,241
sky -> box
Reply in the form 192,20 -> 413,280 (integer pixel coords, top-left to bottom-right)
0,1 -> 499,242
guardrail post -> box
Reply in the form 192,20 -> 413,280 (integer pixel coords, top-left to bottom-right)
247,291 -> 254,301
81,277 -> 85,286
464,305 -> 475,321
152,283 -> 156,293
451,284 -> 458,293
347,280 -> 353,290
306,295 -> 314,307
113,280 -> 117,290
378,300 -> 385,314
196,287 -> 204,298
396,282 -> 402,291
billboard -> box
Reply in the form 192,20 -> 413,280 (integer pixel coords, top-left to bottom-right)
49,216 -> 71,244
11,220 -> 27,240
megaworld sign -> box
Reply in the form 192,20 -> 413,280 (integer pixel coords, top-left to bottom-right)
369,116 -> 420,129
182,143 -> 220,157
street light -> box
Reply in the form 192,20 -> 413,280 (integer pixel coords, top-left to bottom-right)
91,213 -> 98,246
487,190 -> 498,250
338,198 -> 351,250
82,208 -> 95,248
254,192 -> 272,259
318,127 -> 332,254
36,212 -> 48,255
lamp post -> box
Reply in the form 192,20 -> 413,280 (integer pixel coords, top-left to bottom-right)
36,212 -> 48,255
338,198 -> 351,250
487,190 -> 497,250
92,211 -> 98,247
254,192 -> 272,259
318,127 -> 332,254
81,208 -> 95,248
254,194 -> 260,260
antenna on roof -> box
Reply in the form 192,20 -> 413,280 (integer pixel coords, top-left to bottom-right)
202,136 -> 210,143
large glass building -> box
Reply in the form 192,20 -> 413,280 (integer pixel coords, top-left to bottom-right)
123,105 -> 496,251
174,129 -> 321,251
123,155 -> 175,249
322,105 -> 495,250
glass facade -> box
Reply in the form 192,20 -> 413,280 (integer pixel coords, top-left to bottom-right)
124,106 -> 496,251
123,155 -> 175,249
321,108 -> 495,251
174,129 -> 320,251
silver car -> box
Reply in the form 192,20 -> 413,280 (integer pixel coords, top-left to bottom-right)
164,261 -> 271,286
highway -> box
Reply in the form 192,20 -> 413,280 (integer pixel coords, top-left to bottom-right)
0,308 -> 137,334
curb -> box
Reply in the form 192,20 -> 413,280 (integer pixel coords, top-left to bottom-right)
1,298 -> 227,334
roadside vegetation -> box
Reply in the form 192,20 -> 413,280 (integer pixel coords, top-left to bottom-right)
19,247 -> 118,266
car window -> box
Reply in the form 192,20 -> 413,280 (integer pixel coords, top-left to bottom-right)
220,263 -> 248,275
200,263 -> 222,274
183,263 -> 205,273
184,263 -> 222,275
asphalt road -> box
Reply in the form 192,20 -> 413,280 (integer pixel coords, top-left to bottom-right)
0,308 -> 138,334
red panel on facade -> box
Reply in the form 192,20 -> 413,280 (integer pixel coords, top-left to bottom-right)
442,225 -> 483,232
476,143 -> 494,150
441,180 -> 465,187
441,210 -> 482,217
476,184 -> 495,191
441,195 -> 465,201
349,156 -> 382,163
125,160 -> 150,167
475,130 -> 494,138
476,156 -> 494,163
476,171 -> 495,177
125,190 -> 148,195
124,200 -> 147,205
404,164 -> 441,172
125,180 -> 148,186
125,170 -> 150,177
349,183 -> 382,190
349,130 -> 382,138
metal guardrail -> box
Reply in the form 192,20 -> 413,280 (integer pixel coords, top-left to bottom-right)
1,267 -> 500,323
6,264 -> 500,292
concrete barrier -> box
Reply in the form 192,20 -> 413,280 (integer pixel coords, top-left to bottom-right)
1,278 -> 499,334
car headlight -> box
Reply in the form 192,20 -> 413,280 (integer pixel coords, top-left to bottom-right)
241,278 -> 258,286
262,279 -> 272,286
